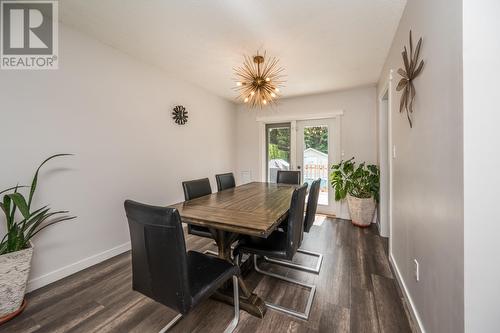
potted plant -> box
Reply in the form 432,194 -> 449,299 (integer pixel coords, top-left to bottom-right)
0,154 -> 75,323
330,157 -> 379,227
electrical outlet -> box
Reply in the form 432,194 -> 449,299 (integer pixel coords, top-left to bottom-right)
392,144 -> 397,159
413,259 -> 420,282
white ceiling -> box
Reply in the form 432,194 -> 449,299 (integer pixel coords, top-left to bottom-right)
60,0 -> 406,100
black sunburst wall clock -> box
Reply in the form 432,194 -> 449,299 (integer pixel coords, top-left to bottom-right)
172,105 -> 188,125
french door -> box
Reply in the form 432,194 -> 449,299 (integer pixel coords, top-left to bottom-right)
296,118 -> 339,215
264,118 -> 340,215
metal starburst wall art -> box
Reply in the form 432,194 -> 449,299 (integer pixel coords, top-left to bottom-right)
396,30 -> 424,128
233,51 -> 285,108
172,105 -> 188,125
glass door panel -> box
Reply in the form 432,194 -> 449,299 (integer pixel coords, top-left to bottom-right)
297,118 -> 338,215
302,125 -> 329,205
266,123 -> 291,182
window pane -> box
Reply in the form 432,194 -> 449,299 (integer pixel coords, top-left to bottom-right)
303,125 -> 328,205
266,124 -> 291,182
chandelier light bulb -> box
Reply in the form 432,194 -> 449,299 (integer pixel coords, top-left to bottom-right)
262,99 -> 267,105
236,82 -> 242,86
250,91 -> 255,96
275,88 -> 279,92
265,77 -> 270,82
244,97 -> 249,103
271,92 -> 276,98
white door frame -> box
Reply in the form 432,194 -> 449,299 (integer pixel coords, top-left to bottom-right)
257,111 -> 343,215
378,70 -> 394,247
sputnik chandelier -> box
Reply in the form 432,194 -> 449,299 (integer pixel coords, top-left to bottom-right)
233,51 -> 285,108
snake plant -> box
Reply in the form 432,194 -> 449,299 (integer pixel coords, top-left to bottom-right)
0,154 -> 76,255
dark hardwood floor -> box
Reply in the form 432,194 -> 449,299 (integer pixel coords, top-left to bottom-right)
1,217 -> 414,333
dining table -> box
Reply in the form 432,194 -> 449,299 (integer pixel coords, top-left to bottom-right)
169,181 -> 298,318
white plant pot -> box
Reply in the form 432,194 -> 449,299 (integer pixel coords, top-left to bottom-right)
347,194 -> 376,227
0,246 -> 33,317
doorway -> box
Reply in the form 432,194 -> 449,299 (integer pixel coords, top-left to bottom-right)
296,118 -> 339,215
261,115 -> 341,215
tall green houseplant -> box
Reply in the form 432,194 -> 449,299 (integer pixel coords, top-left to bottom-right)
0,154 -> 75,320
0,154 -> 76,255
330,157 -> 380,227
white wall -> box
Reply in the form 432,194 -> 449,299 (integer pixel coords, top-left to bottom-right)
0,25 -> 236,291
377,0 -> 463,332
235,86 -> 377,219
463,1 -> 500,332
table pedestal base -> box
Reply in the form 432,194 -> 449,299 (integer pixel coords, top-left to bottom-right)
208,228 -> 267,318
212,286 -> 266,318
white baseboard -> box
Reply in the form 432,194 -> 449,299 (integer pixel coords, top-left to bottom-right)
27,242 -> 131,292
389,252 -> 426,333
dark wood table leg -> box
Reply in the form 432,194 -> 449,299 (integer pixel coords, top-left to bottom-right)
238,254 -> 254,276
209,229 -> 267,318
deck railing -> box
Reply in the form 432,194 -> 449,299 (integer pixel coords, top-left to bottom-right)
304,164 -> 329,192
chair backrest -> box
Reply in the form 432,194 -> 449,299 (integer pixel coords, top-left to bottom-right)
182,178 -> 212,201
277,170 -> 301,185
215,172 -> 236,191
124,200 -> 191,314
304,178 -> 321,233
285,184 -> 308,259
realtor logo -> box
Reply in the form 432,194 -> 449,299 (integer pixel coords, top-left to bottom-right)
0,0 -> 58,69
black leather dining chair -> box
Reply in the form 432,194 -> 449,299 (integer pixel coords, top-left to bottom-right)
304,178 -> 321,233
264,178 -> 324,274
124,200 -> 240,332
215,172 -> 236,192
233,184 -> 316,320
182,178 -> 213,239
276,170 -> 301,185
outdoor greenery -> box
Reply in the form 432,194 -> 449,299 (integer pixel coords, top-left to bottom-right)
0,154 -> 76,255
268,126 -> 329,161
268,143 -> 289,160
330,157 -> 380,201
304,126 -> 328,154
268,127 -> 290,160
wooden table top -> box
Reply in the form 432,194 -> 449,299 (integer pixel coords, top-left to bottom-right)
169,182 -> 297,237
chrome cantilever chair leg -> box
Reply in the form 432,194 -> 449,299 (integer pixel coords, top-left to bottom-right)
263,248 -> 323,274
158,313 -> 182,333
158,275 -> 240,333
253,255 -> 316,320
223,275 -> 240,333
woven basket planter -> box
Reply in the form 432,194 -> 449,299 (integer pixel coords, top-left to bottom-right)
347,195 -> 376,227
0,246 -> 33,318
